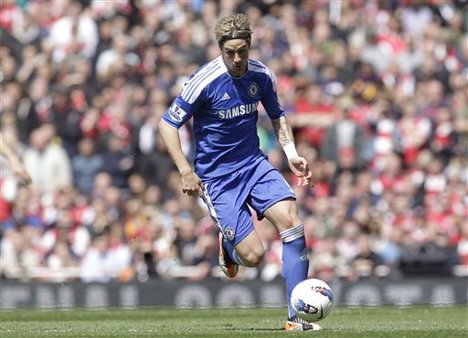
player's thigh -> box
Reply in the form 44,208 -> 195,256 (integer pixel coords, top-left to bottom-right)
263,199 -> 301,233
248,165 -> 298,232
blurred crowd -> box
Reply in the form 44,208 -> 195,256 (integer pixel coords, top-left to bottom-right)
0,0 -> 467,283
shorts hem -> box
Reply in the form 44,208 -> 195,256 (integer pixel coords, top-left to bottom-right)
233,226 -> 255,246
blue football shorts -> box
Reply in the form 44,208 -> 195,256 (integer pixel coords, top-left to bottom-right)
201,157 -> 296,246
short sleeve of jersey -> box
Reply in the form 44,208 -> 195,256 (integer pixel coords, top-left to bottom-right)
260,69 -> 285,120
162,93 -> 203,129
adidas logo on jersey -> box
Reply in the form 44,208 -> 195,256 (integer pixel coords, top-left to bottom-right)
220,92 -> 230,101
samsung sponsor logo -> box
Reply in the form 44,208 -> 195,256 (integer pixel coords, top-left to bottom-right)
218,102 -> 258,119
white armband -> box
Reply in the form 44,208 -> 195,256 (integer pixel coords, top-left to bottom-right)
283,143 -> 298,161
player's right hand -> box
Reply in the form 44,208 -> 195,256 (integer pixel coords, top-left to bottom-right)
180,170 -> 203,196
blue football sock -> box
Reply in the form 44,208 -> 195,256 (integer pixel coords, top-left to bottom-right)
281,224 -> 309,319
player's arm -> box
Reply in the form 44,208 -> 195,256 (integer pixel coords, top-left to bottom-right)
0,134 -> 31,185
158,119 -> 203,196
158,119 -> 192,174
261,66 -> 313,187
271,116 -> 312,187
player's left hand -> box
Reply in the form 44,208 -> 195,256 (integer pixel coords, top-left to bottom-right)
288,156 -> 313,187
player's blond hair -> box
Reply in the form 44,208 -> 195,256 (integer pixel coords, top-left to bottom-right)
214,14 -> 252,48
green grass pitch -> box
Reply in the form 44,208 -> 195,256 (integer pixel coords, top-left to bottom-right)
1,306 -> 467,337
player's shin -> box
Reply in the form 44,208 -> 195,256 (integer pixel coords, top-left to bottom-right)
280,224 -> 309,319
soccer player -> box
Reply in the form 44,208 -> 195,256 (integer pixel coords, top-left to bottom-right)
158,14 -> 320,331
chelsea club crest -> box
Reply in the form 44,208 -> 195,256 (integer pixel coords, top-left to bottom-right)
247,82 -> 259,97
224,227 -> 235,241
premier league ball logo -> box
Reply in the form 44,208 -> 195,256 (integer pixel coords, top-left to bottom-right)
317,287 -> 334,302
294,299 -> 319,314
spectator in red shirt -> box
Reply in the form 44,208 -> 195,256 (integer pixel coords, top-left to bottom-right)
290,82 -> 336,147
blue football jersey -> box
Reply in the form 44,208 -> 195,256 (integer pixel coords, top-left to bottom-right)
162,56 -> 285,180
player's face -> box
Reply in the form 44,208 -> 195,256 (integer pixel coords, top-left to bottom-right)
221,39 -> 249,77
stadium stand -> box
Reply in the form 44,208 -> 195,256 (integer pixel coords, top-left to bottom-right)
0,0 -> 466,283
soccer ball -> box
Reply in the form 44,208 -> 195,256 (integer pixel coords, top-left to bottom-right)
291,278 -> 334,322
